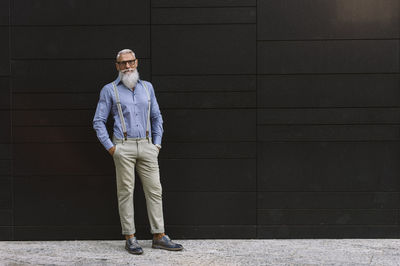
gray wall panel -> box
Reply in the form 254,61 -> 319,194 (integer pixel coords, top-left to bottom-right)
258,125 -> 400,141
0,210 -> 12,225
152,75 -> 256,92
0,178 -> 12,209
14,143 -> 114,176
258,192 -> 400,209
257,225 -> 399,238
163,109 -> 256,141
12,0 -> 149,25
258,0 -> 400,40
258,75 -> 400,108
160,158 -> 256,191
0,0 -> 8,25
12,26 -> 150,59
164,192 -> 256,225
0,111 -> 11,143
152,0 -> 256,7
152,7 -> 256,24
152,25 -> 256,74
0,161 -> 11,176
257,142 -> 400,191
257,209 -> 398,225
0,144 -> 11,159
0,77 -> 10,109
0,27 -> 9,75
258,40 -> 399,74
257,108 -> 400,124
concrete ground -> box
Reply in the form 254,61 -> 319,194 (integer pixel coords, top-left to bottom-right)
0,239 -> 399,265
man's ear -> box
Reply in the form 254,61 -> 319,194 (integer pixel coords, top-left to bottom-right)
115,63 -> 120,72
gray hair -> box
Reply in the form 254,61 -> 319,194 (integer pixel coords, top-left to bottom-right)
116,49 -> 136,61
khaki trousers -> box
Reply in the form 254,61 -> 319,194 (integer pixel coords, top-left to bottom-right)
112,137 -> 164,235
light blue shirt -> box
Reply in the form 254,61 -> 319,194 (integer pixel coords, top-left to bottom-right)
93,76 -> 163,150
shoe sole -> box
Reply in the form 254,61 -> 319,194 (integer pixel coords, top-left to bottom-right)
152,245 -> 183,251
125,246 -> 143,255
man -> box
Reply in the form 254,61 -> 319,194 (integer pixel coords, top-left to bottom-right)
93,49 -> 183,255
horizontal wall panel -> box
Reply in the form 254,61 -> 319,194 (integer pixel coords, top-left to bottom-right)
258,74 -> 400,108
164,192 -> 256,225
0,161 -> 11,176
257,225 -> 399,238
13,110 -> 94,126
258,192 -> 400,209
13,127 -> 95,143
13,225 -> 256,240
0,227 -> 12,240
152,75 -> 256,92
0,210 -> 12,225
258,40 -> 399,74
158,91 -> 256,108
13,94 -> 98,110
12,0 -> 148,25
0,77 -> 10,109
13,91 -> 255,110
152,25 -> 256,75
163,109 -> 256,141
0,144 -> 11,159
0,111 -> 11,143
164,225 -> 256,239
160,141 -> 256,159
257,108 -> 400,125
14,176 -> 119,226
257,142 -> 400,191
14,225 -> 121,240
257,209 -> 398,225
0,27 -> 9,75
160,158 -> 256,191
14,143 -> 115,175
152,0 -> 256,7
152,7 -> 256,24
258,125 -> 400,141
11,59 -> 151,93
12,26 -> 150,59
258,0 -> 400,40
0,177 -> 12,209
0,0 -> 9,25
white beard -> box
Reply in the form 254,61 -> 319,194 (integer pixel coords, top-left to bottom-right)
119,68 -> 140,89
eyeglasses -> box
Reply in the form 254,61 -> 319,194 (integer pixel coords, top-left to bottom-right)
116,59 -> 137,67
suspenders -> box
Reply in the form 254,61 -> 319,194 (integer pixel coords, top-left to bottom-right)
112,81 -> 151,141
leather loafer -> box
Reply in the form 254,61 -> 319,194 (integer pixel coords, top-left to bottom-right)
125,236 -> 143,255
152,235 -> 183,251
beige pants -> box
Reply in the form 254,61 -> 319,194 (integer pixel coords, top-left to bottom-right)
112,137 -> 164,235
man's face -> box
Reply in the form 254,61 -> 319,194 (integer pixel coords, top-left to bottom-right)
115,53 -> 138,73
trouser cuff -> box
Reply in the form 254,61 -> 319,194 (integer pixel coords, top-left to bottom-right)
122,230 -> 136,235
151,228 -> 165,234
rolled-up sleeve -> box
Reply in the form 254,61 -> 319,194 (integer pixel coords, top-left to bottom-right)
93,86 -> 114,150
148,82 -> 164,145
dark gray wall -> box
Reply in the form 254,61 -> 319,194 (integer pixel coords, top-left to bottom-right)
0,0 -> 399,240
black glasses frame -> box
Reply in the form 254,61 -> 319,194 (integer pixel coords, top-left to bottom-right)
116,59 -> 137,66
